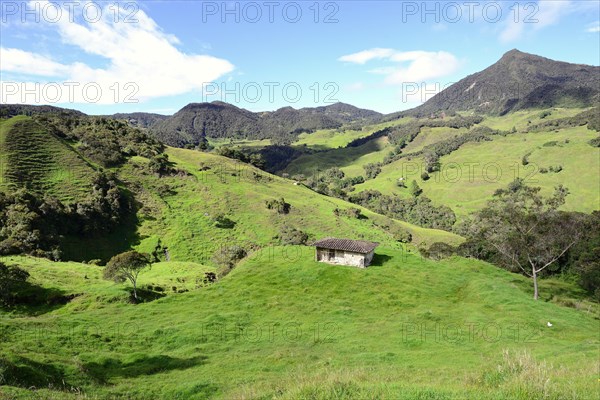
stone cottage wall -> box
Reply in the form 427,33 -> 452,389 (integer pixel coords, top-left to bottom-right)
316,248 -> 367,268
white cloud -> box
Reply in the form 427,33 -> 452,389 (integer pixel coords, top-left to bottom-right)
339,48 -> 460,86
0,48 -> 69,76
0,1 -> 234,104
499,0 -> 572,43
338,48 -> 395,64
587,22 -> 600,33
535,0 -> 571,29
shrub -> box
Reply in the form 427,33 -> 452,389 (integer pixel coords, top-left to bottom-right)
588,136 -> 600,147
363,163 -> 382,180
0,262 -> 30,307
390,226 -> 412,243
344,207 -> 363,219
278,226 -> 309,245
542,141 -> 559,147
421,171 -> 430,181
421,242 -> 455,260
213,214 -> 236,229
148,154 -> 173,176
549,165 -> 563,173
212,246 -> 246,276
410,180 -> 423,197
265,198 -> 291,214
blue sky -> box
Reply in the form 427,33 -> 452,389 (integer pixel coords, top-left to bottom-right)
1,0 -> 599,114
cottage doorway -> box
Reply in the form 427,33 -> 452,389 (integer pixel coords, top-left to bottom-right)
328,249 -> 335,261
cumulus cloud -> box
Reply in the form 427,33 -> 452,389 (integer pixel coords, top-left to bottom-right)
338,48 -> 460,85
0,0 -> 234,104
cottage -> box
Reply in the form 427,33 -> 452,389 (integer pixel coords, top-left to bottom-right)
313,238 -> 379,268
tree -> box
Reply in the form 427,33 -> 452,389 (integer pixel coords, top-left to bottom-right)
468,179 -> 582,300
564,211 -> 600,299
148,154 -> 171,176
409,180 -> 422,197
423,151 -> 440,173
363,163 -> 381,180
249,153 -> 266,169
104,251 -> 151,301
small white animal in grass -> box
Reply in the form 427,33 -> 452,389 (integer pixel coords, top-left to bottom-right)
547,322 -> 553,327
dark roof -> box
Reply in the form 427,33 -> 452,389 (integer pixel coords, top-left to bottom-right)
313,238 -> 379,254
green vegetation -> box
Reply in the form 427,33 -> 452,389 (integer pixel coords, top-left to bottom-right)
0,117 -> 96,203
294,119 -> 408,149
0,248 -> 597,398
103,251 -> 152,301
0,262 -> 30,306
283,108 -> 598,223
457,179 -> 592,299
328,110 -> 600,219
0,90 -> 598,398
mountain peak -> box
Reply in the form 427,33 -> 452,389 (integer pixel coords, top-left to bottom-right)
401,50 -> 599,117
498,49 -> 545,63
502,48 -> 525,57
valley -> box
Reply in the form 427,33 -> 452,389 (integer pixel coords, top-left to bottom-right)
0,47 -> 598,400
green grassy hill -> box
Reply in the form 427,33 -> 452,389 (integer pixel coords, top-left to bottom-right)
0,114 -> 461,264
0,248 -> 597,399
0,108 -> 598,400
0,117 -> 96,203
123,146 -> 461,265
284,108 -> 600,219
355,125 -> 599,218
293,119 -> 409,149
284,135 -> 391,178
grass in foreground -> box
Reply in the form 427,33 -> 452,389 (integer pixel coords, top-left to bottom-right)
0,248 -> 597,399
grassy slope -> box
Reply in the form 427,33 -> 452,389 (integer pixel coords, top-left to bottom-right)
0,111 -> 598,399
284,136 -> 391,178
206,120 -> 408,152
356,125 -> 599,218
283,119 -> 413,177
294,119 -> 409,149
283,109 -> 600,219
129,147 -> 462,264
0,249 -> 597,399
207,138 -> 272,149
0,114 -> 461,262
0,117 -> 96,203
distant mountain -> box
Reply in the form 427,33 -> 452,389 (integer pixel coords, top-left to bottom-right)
396,49 -> 600,117
150,102 -> 381,147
